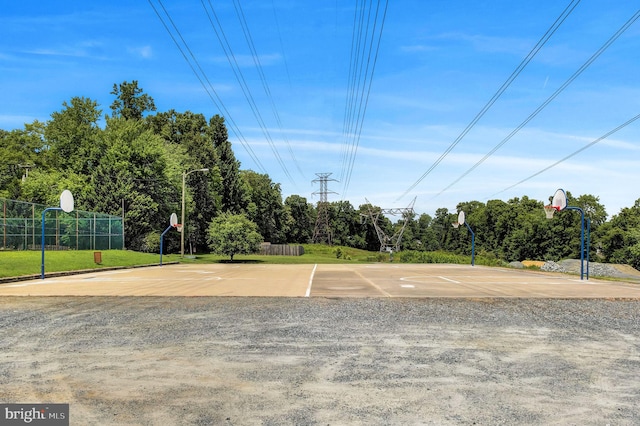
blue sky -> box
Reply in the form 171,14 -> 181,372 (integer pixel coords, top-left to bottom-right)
1,1 -> 639,218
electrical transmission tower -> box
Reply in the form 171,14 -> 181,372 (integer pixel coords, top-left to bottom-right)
312,173 -> 338,245
364,197 -> 416,252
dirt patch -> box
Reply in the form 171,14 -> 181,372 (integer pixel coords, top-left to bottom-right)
521,260 -> 546,267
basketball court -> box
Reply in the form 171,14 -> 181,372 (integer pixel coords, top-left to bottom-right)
1,263 -> 639,298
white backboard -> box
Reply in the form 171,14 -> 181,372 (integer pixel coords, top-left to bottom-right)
552,189 -> 567,211
60,190 -> 74,213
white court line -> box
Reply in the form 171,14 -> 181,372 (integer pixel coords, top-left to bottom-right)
400,276 -> 462,284
4,281 -> 52,288
438,276 -> 460,284
305,264 -> 317,297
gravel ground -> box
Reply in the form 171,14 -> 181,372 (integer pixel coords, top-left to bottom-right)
540,260 -> 638,278
1,297 -> 639,425
507,260 -> 640,281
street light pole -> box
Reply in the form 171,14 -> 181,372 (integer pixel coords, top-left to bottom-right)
181,168 -> 209,257
181,172 -> 186,257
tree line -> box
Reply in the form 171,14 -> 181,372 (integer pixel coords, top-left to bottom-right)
1,81 -> 639,268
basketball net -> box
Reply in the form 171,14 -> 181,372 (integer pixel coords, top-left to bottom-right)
544,205 -> 559,219
175,224 -> 183,232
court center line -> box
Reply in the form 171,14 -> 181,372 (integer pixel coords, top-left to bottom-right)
305,264 -> 317,297
438,276 -> 461,284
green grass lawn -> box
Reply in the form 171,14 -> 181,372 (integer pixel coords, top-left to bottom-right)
0,244 -> 483,279
0,245 -> 381,278
0,250 -> 183,278
148,244 -> 384,265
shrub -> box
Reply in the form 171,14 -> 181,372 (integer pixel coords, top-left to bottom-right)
140,231 -> 160,253
207,213 -> 263,261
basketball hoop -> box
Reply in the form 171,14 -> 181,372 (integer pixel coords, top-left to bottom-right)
452,222 -> 460,228
175,224 -> 183,232
544,205 -> 558,219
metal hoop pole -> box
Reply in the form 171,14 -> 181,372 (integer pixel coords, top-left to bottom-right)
41,207 -> 62,279
586,218 -> 591,280
464,222 -> 475,267
566,206 -> 585,280
160,225 -> 175,266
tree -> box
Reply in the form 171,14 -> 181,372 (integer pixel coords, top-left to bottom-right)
357,202 -> 393,251
90,117 -> 177,251
207,213 -> 263,261
209,115 -> 246,214
45,97 -> 103,175
20,168 -> 87,207
499,197 -> 551,261
240,170 -> 288,243
432,207 -> 454,251
574,194 -> 608,228
328,201 -> 359,247
110,80 -> 156,120
147,109 -> 220,252
284,195 -> 314,243
355,203 -> 382,251
0,123 -> 47,199
598,198 -> 640,268
477,199 -> 509,257
414,213 -> 439,251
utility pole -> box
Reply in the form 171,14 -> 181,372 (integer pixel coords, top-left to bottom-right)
312,173 -> 338,245
181,168 -> 209,257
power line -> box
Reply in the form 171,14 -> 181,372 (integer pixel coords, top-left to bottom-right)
434,8 -> 640,198
270,0 -> 292,88
339,0 -> 368,184
231,0 -> 306,180
341,0 -> 376,184
342,0 -> 389,196
147,0 -> 266,173
339,0 -> 389,197
201,0 -> 295,185
491,112 -> 640,197
397,0 -> 582,201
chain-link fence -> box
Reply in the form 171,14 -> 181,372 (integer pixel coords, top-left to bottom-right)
1,198 -> 123,251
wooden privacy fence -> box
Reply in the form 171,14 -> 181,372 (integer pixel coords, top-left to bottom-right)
259,243 -> 304,256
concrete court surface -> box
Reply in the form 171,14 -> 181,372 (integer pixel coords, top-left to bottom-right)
1,263 -> 639,298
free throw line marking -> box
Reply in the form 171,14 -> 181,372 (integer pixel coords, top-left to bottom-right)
438,276 -> 460,284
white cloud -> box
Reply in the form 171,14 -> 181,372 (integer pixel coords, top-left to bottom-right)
399,44 -> 438,53
431,31 -> 532,55
22,40 -> 107,60
128,45 -> 153,59
600,137 -> 640,151
0,114 -> 39,129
